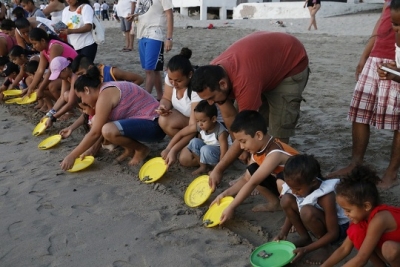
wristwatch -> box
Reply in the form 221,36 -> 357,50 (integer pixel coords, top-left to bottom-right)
166,38 -> 173,41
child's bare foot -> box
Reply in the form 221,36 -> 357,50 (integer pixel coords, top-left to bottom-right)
252,202 -> 281,212
39,105 -> 49,112
378,170 -> 400,189
326,163 -> 357,179
116,148 -> 133,162
59,112 -> 75,121
128,147 -> 150,166
304,246 -> 334,265
34,102 -> 43,109
192,166 -> 208,176
230,178 -> 260,195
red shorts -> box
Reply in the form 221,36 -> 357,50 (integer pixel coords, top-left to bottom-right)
348,56 -> 400,130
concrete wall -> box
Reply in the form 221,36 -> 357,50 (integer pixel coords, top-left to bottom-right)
172,0 -> 237,20
233,1 -> 383,19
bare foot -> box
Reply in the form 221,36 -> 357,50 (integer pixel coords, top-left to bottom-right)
116,148 -> 134,162
252,202 -> 281,212
304,246 -> 334,265
230,178 -> 260,196
378,170 -> 400,189
192,166 -> 208,176
326,163 -> 357,179
128,147 -> 150,166
39,105 -> 49,113
289,225 -> 296,233
34,102 -> 43,109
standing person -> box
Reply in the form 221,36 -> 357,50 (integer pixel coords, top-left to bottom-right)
135,0 -> 174,101
328,1 -> 400,189
112,0 -> 119,21
116,0 -> 135,52
101,1 -> 109,20
21,0 -> 46,18
93,0 -> 100,18
42,0 -> 66,23
190,31 -> 309,191
61,0 -> 97,62
303,0 -> 321,31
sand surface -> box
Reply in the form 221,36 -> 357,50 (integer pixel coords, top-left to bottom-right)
1,9 -> 399,267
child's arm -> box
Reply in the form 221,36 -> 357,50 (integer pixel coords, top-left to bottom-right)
52,78 -> 79,121
156,82 -> 173,115
218,131 -> 229,160
274,216 -> 292,241
112,67 -> 144,85
219,152 -> 288,224
293,192 -> 340,262
80,135 -> 104,159
321,237 -> 354,267
343,211 -> 393,267
59,114 -> 85,138
10,66 -> 25,89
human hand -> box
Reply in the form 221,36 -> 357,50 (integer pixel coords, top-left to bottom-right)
44,117 -> 53,128
377,62 -> 398,81
355,57 -> 368,80
165,40 -> 173,52
272,232 -> 287,242
155,105 -> 172,116
60,154 -> 76,171
59,28 -> 70,36
59,127 -> 72,139
36,89 -> 44,100
208,168 -> 223,192
163,149 -> 177,167
291,247 -> 307,263
210,192 -> 226,207
220,205 -> 234,224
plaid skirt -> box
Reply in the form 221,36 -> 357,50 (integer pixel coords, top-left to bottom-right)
348,56 -> 400,130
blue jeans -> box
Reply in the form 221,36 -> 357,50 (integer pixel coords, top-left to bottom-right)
113,118 -> 166,143
187,138 -> 220,165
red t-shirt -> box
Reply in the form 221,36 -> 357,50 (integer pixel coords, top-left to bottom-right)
211,31 -> 308,111
370,0 -> 395,60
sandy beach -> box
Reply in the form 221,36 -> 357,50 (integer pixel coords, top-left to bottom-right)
1,8 -> 399,267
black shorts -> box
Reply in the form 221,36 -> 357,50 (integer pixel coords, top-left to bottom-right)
247,162 -> 283,197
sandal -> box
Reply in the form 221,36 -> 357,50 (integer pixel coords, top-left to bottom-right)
121,48 -> 132,52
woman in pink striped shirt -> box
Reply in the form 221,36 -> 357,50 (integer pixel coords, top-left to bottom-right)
60,66 -> 166,170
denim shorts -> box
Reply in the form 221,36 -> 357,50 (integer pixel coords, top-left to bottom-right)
113,118 -> 166,143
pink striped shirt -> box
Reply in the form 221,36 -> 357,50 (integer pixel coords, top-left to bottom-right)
100,81 -> 159,121
42,39 -> 78,62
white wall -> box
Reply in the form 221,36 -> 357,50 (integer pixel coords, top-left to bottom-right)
172,0 -> 237,20
233,2 -> 383,19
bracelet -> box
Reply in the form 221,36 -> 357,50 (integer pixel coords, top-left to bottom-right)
46,109 -> 56,117
166,38 -> 173,41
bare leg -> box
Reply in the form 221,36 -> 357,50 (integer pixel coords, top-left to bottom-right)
192,162 -> 210,176
127,32 -> 133,50
381,241 -> 400,267
379,131 -> 400,189
179,147 -> 199,167
327,122 -> 369,178
157,109 -> 189,137
154,71 -> 163,101
144,70 -> 155,95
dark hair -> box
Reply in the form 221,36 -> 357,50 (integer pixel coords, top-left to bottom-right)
3,62 -> 20,76
71,0 -> 90,7
12,7 -> 25,20
71,54 -> 94,73
74,65 -> 102,92
335,165 -> 381,208
167,47 -> 193,77
194,100 -> 218,118
29,28 -> 73,48
25,60 -> 39,74
0,56 -> 9,66
191,65 -> 225,93
0,19 -> 15,31
390,0 -> 400,10
283,154 -> 323,184
231,110 -> 267,137
9,45 -> 29,58
76,97 -> 90,132
21,0 -> 34,4
14,17 -> 30,30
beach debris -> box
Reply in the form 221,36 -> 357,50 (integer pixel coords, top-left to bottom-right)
257,250 -> 273,259
276,21 -> 286,27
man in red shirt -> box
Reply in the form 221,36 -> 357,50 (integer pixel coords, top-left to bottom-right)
191,31 -> 309,190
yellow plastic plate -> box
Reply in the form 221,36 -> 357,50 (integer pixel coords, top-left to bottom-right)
16,92 -> 37,104
184,175 -> 212,207
38,134 -> 62,150
203,196 -> 234,228
5,97 -> 22,104
2,89 -> 23,97
67,156 -> 95,172
138,157 -> 167,183
32,118 -> 48,136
